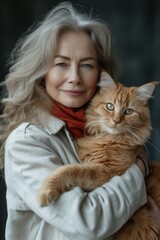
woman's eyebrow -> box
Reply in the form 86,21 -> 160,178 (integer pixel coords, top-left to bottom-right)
54,55 -> 70,60
55,55 -> 96,61
80,57 -> 97,62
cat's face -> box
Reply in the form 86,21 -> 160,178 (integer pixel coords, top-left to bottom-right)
87,85 -> 151,135
85,73 -> 157,143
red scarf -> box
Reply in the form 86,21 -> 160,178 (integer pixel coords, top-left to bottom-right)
52,103 -> 85,138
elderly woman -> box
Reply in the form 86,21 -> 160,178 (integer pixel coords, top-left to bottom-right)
1,2 -> 158,240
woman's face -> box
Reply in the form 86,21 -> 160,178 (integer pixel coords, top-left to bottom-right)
45,30 -> 99,108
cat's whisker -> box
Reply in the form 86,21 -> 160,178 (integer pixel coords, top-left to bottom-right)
85,120 -> 99,128
125,128 -> 144,145
85,121 -> 99,131
146,140 -> 160,153
85,119 -> 102,135
85,119 -> 105,129
126,127 -> 160,155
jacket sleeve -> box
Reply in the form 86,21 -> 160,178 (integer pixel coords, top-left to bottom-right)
5,125 -> 147,240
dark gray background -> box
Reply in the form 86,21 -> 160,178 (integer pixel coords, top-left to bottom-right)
1,1 -> 160,239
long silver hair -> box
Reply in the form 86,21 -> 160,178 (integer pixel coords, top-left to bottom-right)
0,1 -> 120,143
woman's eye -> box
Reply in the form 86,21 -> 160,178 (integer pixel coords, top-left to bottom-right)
81,63 -> 93,68
56,62 -> 67,67
106,102 -> 115,111
124,108 -> 134,115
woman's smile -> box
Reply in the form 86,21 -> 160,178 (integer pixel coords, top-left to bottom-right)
60,89 -> 86,96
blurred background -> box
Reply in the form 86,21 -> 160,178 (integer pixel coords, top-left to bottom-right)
0,0 -> 160,239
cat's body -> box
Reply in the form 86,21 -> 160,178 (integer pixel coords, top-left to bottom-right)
38,73 -> 160,240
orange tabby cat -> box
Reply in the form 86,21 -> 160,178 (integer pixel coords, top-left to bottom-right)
38,72 -> 160,240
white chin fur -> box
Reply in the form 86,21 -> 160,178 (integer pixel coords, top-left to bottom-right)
104,126 -> 121,135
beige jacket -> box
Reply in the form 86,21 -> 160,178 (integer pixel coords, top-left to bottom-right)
5,114 -> 147,240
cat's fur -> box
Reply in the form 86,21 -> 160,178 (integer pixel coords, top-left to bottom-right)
38,73 -> 160,240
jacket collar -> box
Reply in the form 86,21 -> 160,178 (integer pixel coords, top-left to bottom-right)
43,113 -> 66,135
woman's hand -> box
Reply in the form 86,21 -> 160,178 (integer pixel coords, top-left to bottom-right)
147,196 -> 160,228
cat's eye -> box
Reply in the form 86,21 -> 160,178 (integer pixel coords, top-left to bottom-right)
124,108 -> 134,115
106,102 -> 115,111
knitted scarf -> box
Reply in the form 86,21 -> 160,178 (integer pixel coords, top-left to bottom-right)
52,102 -> 85,138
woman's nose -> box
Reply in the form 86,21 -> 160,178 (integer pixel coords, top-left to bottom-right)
68,67 -> 81,84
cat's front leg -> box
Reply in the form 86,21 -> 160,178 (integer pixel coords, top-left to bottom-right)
38,165 -> 72,206
38,163 -> 110,206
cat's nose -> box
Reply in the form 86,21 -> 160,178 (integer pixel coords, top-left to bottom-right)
113,118 -> 121,125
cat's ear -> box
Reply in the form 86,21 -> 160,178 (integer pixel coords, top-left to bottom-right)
98,72 -> 117,89
135,81 -> 159,100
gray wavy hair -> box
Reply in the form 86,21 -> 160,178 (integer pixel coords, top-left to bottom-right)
0,1 -> 120,150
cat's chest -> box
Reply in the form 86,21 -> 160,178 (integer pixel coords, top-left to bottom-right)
79,138 -> 136,166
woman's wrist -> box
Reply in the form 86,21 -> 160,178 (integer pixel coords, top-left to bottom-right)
136,146 -> 150,177
136,156 -> 149,177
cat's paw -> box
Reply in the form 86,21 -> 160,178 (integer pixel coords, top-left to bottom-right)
37,180 -> 61,207
37,188 -> 57,207
37,166 -> 70,206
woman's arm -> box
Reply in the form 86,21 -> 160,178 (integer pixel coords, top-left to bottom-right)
5,124 -> 147,240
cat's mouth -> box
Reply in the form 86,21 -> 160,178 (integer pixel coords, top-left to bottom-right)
103,126 -> 122,135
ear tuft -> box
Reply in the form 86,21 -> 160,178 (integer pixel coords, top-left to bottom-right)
98,72 -> 117,89
136,81 -> 159,100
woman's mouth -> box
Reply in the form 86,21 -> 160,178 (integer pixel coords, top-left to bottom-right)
61,90 -> 85,96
